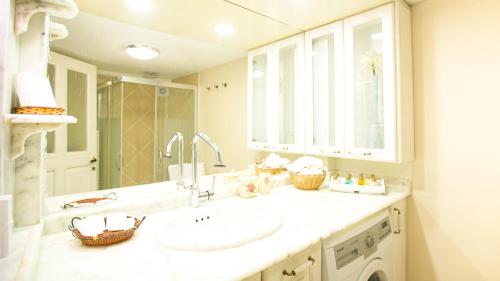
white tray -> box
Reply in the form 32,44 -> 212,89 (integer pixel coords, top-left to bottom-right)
329,178 -> 385,194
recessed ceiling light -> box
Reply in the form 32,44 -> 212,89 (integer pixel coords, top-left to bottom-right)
371,33 -> 383,40
126,0 -> 152,12
125,45 -> 159,60
215,24 -> 235,35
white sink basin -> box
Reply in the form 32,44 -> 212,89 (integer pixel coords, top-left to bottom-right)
157,200 -> 284,251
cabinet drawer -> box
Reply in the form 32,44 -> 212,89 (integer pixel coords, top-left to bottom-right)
262,242 -> 321,281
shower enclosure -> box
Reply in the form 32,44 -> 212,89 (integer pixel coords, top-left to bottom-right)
97,76 -> 196,189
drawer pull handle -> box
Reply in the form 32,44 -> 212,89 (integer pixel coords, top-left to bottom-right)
394,207 -> 401,234
282,256 -> 315,276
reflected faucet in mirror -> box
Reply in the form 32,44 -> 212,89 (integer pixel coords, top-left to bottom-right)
190,132 -> 225,208
164,132 -> 185,190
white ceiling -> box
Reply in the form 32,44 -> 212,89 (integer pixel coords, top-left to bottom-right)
55,0 -> 427,80
52,12 -> 246,80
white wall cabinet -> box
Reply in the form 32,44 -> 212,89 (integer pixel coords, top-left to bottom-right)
247,34 -> 304,153
343,3 -> 413,162
305,21 -> 345,157
248,1 -> 413,163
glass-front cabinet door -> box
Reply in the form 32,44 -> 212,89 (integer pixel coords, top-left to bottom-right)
273,34 -> 304,152
305,21 -> 344,156
344,4 -> 396,161
247,46 -> 273,150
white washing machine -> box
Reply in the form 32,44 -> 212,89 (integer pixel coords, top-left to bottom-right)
322,210 -> 393,281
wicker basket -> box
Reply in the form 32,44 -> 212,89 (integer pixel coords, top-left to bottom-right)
15,106 -> 65,115
62,192 -> 117,209
255,165 -> 286,176
68,216 -> 146,247
289,170 -> 327,190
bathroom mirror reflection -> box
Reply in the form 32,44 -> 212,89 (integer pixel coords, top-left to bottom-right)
44,0 -> 301,196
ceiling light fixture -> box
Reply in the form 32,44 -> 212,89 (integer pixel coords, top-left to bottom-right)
215,23 -> 235,35
125,45 -> 159,60
126,0 -> 152,12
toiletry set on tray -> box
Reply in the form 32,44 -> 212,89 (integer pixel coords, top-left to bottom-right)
329,173 -> 386,194
68,212 -> 146,246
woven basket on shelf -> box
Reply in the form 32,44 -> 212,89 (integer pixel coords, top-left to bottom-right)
68,216 -> 146,247
15,106 -> 65,115
255,165 -> 286,176
289,170 -> 327,190
62,192 -> 117,209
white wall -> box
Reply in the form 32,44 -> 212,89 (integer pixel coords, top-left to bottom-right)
406,0 -> 500,280
196,58 -> 263,174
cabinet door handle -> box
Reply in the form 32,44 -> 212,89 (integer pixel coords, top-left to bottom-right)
282,256 -> 315,276
394,208 -> 401,234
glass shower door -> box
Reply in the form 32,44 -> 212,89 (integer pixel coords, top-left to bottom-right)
154,86 -> 195,182
97,82 -> 122,190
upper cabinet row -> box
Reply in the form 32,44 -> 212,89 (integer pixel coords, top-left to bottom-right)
247,2 -> 413,163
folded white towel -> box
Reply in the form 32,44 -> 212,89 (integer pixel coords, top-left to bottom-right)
287,156 -> 324,173
298,167 -> 324,175
75,215 -> 105,237
262,153 -> 290,168
15,72 -> 58,108
106,212 -> 135,231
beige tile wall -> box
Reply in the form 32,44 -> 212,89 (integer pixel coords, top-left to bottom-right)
121,82 -> 155,187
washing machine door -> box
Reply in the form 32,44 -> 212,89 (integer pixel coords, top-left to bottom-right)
357,258 -> 390,281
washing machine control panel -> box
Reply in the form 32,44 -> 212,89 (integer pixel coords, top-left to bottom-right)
333,217 -> 391,270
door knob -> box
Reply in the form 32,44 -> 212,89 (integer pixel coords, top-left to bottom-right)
90,157 -> 97,163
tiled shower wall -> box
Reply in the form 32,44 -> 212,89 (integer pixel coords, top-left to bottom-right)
121,82 -> 155,187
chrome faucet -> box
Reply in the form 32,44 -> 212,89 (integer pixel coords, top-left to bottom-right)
190,132 -> 225,207
165,132 -> 185,190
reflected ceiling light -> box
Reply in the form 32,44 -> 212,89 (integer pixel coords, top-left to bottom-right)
215,23 -> 235,35
126,0 -> 152,12
371,33 -> 383,40
125,45 -> 159,60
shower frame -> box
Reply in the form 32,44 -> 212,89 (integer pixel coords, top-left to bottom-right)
97,76 -> 198,189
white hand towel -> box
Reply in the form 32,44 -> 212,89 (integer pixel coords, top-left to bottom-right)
75,215 -> 105,237
15,72 -> 58,108
106,213 -> 135,231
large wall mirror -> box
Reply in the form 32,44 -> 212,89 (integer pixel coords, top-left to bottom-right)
45,0 -> 397,196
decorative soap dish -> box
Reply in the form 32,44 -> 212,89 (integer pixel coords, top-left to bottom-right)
68,216 -> 146,247
61,192 -> 117,209
329,176 -> 385,195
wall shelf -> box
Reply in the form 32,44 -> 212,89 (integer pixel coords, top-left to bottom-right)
4,114 -> 77,160
15,0 -> 78,35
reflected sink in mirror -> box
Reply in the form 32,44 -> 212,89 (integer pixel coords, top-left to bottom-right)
156,200 -> 284,251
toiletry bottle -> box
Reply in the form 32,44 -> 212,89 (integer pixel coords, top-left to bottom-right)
358,174 -> 365,186
345,173 -> 352,184
331,173 -> 340,184
370,174 -> 377,185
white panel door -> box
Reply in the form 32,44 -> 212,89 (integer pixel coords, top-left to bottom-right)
344,3 -> 396,162
305,21 -> 344,157
273,34 -> 305,153
46,52 -> 97,196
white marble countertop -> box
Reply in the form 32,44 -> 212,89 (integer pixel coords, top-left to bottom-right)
35,180 -> 410,281
0,224 -> 42,281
